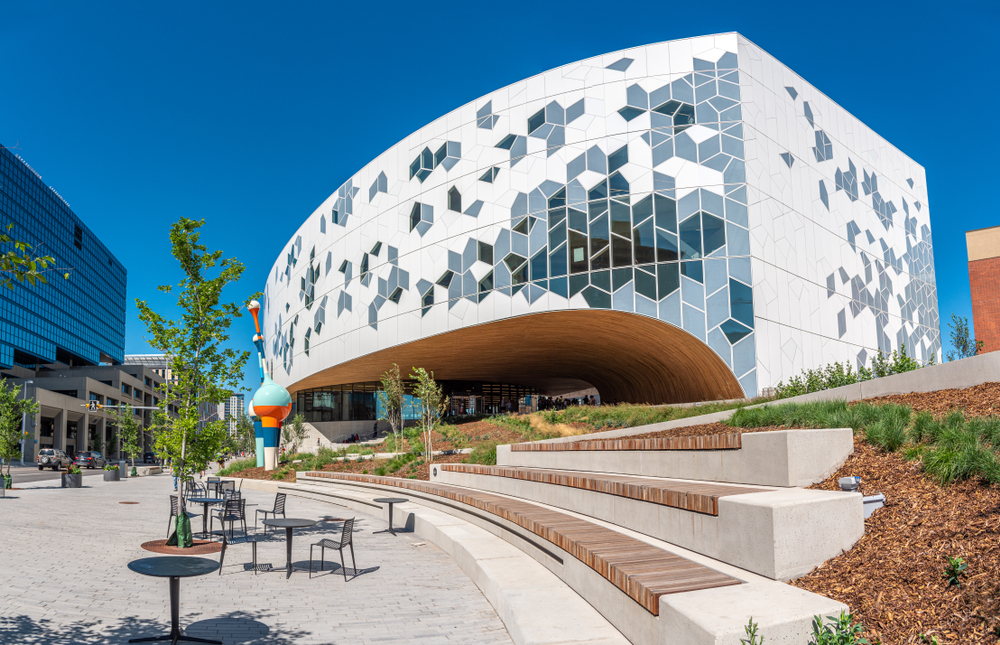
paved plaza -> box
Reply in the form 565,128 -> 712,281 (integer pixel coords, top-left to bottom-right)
0,474 -> 514,645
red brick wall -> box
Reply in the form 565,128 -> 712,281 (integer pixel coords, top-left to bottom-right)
970,256 -> 1000,353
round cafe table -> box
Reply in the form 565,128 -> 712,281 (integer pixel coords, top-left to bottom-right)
127,556 -> 221,644
372,498 -> 409,535
185,497 -> 224,539
261,517 -> 317,578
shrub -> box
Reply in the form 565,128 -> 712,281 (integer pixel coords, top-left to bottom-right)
808,611 -> 869,644
774,345 -> 924,399
943,556 -> 968,586
217,458 -> 256,476
863,405 -> 911,452
467,441 -> 499,466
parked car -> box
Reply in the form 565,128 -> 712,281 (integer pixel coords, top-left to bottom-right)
37,449 -> 72,471
74,451 -> 107,469
143,452 -> 159,464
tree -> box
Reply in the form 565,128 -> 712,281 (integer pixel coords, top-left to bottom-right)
0,379 -> 39,485
235,413 -> 255,454
410,368 -> 446,463
377,364 -> 404,455
106,426 -> 118,460
0,222 -> 70,289
281,414 -> 308,455
946,313 -> 982,361
136,218 -> 255,547
89,427 -> 104,455
107,403 -> 142,469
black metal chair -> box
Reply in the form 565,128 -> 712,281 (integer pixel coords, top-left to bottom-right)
210,498 -> 247,539
255,493 -> 287,532
309,518 -> 356,581
167,495 -> 200,538
219,532 -> 258,575
183,479 -> 205,498
205,477 -> 221,497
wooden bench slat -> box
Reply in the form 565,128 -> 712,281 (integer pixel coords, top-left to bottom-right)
304,471 -> 741,614
441,464 -> 765,516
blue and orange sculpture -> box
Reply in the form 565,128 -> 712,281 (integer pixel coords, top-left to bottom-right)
248,300 -> 291,471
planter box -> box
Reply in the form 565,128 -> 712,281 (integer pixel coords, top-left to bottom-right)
103,470 -> 121,482
61,473 -> 82,488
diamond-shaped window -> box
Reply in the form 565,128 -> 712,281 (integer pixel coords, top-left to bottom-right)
448,187 -> 461,212
478,241 -> 493,265
480,167 -> 500,183
409,202 -> 433,235
388,287 -> 403,304
504,252 -> 526,271
436,270 -> 455,288
371,241 -> 382,256
409,147 -> 434,182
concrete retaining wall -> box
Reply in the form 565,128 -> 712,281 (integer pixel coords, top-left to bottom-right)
499,428 -> 854,487
433,468 -> 862,580
292,475 -> 846,645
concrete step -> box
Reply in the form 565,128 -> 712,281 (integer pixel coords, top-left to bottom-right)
500,428 -> 854,487
280,479 -> 631,645
432,464 -> 862,580
295,472 -> 846,645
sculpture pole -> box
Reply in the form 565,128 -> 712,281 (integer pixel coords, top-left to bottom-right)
247,300 -> 291,471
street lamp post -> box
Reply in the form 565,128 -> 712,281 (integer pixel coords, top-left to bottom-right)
20,380 -> 33,466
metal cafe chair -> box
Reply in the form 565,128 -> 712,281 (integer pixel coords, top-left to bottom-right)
309,518 -> 357,581
211,498 -> 247,540
255,493 -> 287,532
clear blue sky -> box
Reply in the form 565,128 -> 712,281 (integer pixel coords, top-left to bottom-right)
1,1 -> 996,408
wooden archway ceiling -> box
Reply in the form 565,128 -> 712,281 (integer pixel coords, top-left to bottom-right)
288,310 -> 744,405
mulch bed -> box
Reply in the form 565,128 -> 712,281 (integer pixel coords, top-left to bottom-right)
864,382 -> 1000,418
790,436 -> 1000,644
140,539 -> 223,555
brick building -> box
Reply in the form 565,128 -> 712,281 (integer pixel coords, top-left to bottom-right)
967,225 -> 1000,353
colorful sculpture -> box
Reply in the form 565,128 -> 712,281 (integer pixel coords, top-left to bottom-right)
248,300 -> 291,471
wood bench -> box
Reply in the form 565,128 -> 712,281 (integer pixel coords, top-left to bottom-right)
439,464 -> 765,515
511,432 -> 742,452
304,471 -> 741,614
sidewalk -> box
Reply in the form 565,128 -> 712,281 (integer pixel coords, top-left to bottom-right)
0,472 -> 513,644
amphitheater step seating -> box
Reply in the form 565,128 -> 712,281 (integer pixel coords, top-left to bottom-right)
499,427 -> 855,487
302,471 -> 740,615
438,463 -> 765,515
432,463 -> 863,580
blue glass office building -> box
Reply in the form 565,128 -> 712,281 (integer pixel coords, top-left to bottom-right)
0,145 -> 126,369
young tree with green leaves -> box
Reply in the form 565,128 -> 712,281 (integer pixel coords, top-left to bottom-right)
410,367 -> 446,462
136,217 -> 256,547
377,364 -> 404,454
1,222 -> 71,289
235,412 -> 255,455
106,403 -> 142,469
281,414 -> 308,455
0,379 -> 39,486
946,313 -> 982,361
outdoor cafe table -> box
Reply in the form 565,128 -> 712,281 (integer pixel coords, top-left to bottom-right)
186,497 -> 224,539
261,517 -> 317,578
127,556 -> 221,644
372,497 -> 409,535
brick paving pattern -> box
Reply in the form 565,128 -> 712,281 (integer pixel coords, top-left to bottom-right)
0,474 -> 513,644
